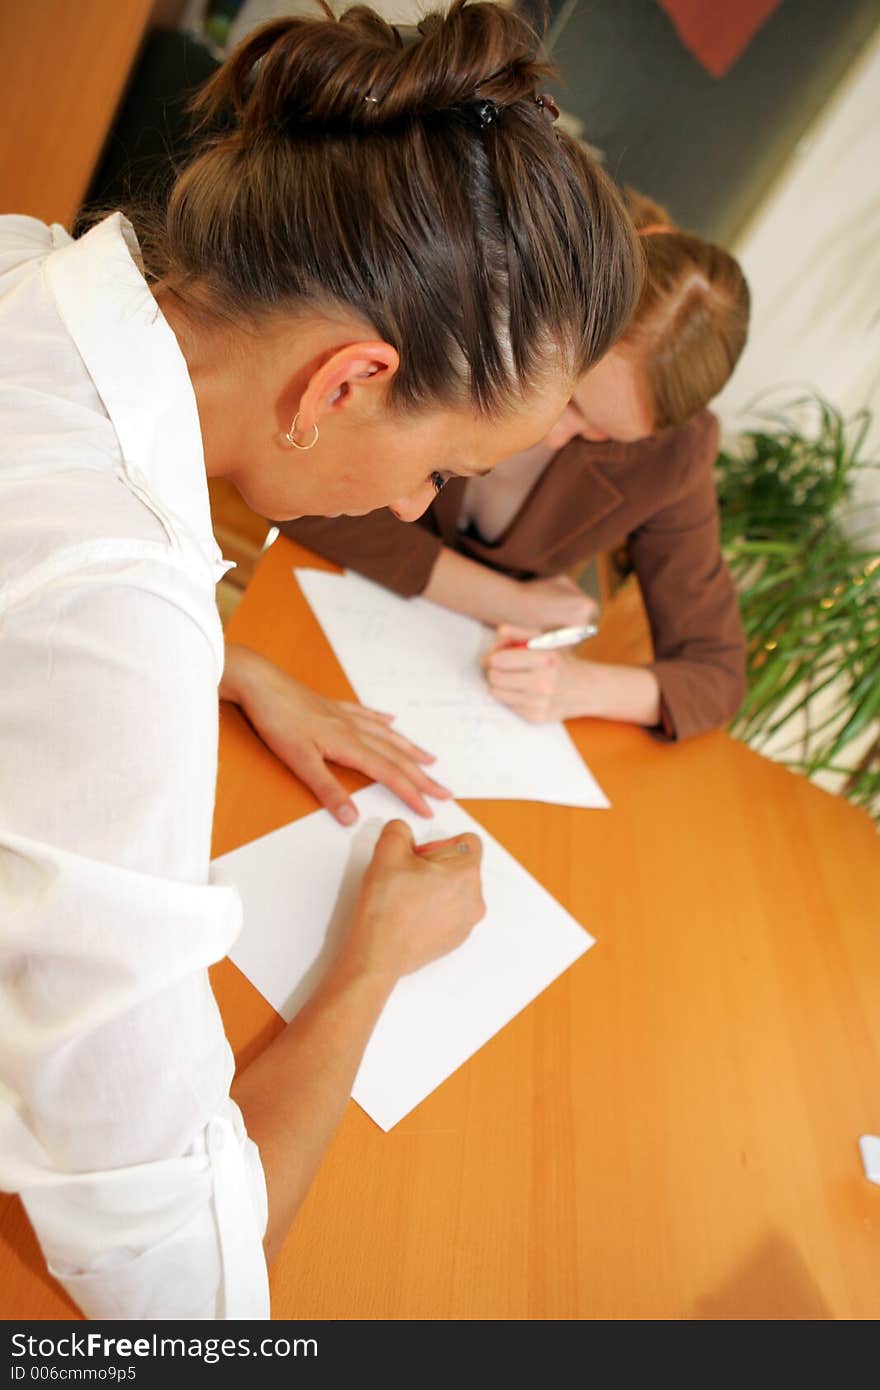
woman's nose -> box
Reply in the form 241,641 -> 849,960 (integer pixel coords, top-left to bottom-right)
389,480 -> 437,523
544,405 -> 583,451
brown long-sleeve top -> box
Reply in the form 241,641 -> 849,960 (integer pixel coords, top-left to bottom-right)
280,410 -> 747,741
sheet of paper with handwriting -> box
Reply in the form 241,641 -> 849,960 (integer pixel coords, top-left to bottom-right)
294,567 -> 609,809
213,786 -> 595,1131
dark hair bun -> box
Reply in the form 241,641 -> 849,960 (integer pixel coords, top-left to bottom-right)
154,0 -> 642,417
194,0 -> 550,135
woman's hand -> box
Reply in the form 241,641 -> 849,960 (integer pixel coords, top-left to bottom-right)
513,575 -> 599,632
482,624 -> 588,723
221,643 -> 451,823
341,820 -> 486,982
482,624 -> 664,727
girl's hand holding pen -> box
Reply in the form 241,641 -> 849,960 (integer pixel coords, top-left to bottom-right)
483,624 -> 664,727
483,623 -> 593,723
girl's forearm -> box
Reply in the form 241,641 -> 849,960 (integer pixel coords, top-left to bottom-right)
573,660 -> 663,728
423,546 -> 522,625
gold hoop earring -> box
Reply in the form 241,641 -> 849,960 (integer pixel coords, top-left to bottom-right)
284,412 -> 319,451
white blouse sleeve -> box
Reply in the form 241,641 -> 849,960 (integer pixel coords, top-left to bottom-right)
0,563 -> 270,1320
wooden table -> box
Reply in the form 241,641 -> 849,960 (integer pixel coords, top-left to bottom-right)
3,535 -> 879,1320
0,0 -> 156,227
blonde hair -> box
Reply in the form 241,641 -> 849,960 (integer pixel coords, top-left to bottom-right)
624,189 -> 750,429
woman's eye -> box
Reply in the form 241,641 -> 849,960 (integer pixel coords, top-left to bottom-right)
430,471 -> 449,495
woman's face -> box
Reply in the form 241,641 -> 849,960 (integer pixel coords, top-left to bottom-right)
232,384 -> 574,523
160,288 -> 574,526
559,347 -> 655,446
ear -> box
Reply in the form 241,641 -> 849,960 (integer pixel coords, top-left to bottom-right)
292,341 -> 400,439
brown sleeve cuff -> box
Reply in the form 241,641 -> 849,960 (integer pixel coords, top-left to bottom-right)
648,657 -> 748,742
277,512 -> 444,597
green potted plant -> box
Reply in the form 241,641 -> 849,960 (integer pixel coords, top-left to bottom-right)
717,395 -> 880,822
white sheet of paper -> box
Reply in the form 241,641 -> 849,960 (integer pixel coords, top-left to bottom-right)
860,1135 -> 880,1185
294,567 -> 609,808
213,785 -> 595,1131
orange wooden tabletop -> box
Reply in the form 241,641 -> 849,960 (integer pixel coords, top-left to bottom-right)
3,534 -> 879,1321
0,0 -> 154,228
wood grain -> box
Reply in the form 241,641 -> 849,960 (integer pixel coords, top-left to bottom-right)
3,535 -> 879,1320
0,0 -> 154,227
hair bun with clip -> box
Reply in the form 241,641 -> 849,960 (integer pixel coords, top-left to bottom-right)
535,92 -> 560,122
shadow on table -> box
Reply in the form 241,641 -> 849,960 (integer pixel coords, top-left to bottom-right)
694,1231 -> 831,1320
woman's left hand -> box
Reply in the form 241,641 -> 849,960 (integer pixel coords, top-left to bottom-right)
221,643 -> 452,823
481,624 -> 589,723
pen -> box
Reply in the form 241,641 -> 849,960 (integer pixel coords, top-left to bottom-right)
506,622 -> 599,651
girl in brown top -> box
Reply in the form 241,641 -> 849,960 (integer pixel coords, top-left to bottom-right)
283,191 -> 751,741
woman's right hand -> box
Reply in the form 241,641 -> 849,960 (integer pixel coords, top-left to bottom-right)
341,821 -> 485,983
513,574 -> 599,632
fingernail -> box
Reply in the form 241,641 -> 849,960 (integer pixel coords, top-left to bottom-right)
457,842 -> 470,855
337,805 -> 357,826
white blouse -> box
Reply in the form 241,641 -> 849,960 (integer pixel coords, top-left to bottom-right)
0,213 -> 270,1319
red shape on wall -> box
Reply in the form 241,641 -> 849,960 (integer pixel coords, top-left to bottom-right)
657,0 -> 783,79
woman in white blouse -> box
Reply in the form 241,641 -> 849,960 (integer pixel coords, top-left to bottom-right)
0,3 -> 641,1319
